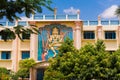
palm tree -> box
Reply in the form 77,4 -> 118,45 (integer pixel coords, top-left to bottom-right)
0,0 -> 53,22
0,0 -> 53,41
0,28 -> 16,41
0,25 -> 39,41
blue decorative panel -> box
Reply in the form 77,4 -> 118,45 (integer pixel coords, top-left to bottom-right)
38,24 -> 73,61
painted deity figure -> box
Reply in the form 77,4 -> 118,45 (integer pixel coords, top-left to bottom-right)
40,26 -> 70,61
47,27 -> 61,57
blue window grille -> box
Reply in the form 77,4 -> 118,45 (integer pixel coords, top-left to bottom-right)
45,15 -> 54,19
101,21 -> 109,25
105,31 -> 116,39
110,20 -> 119,25
68,15 -> 77,19
89,21 -> 98,25
84,31 -> 95,39
1,51 -> 11,59
0,22 -> 6,26
8,22 -> 15,26
22,51 -> 30,59
56,15 -> 66,19
83,21 -> 88,25
34,15 -> 43,20
18,21 -> 27,26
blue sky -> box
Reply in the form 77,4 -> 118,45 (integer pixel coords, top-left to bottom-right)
41,0 -> 120,20
1,0 -> 120,21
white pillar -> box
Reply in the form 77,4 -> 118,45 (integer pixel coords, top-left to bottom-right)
30,34 -> 38,61
117,26 -> 120,49
30,68 -> 37,80
98,16 -> 101,26
12,36 -> 19,72
72,28 -> 76,46
97,26 -> 102,40
74,21 -> 82,49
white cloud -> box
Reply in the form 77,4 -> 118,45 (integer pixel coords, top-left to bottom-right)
100,5 -> 118,19
63,7 -> 80,14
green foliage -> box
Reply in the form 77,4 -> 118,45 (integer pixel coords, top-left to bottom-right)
0,0 -> 52,41
0,28 -> 16,41
0,67 -> 10,80
19,58 -> 35,69
0,0 -> 53,22
17,68 -> 29,78
44,38 -> 79,80
58,37 -> 77,56
44,39 -> 120,80
0,25 -> 39,41
10,71 -> 18,80
17,58 -> 35,79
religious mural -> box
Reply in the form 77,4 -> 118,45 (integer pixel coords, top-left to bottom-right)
38,24 -> 73,61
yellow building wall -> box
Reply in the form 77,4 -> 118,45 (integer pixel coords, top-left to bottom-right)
0,41 -> 12,51
0,60 -> 12,69
81,40 -> 96,47
36,21 -> 75,28
104,40 -> 118,51
20,40 -> 30,51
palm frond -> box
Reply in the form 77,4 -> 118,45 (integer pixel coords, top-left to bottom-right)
0,28 -> 16,41
116,6 -> 120,18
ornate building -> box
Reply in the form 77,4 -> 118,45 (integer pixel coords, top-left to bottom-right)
0,11 -> 120,79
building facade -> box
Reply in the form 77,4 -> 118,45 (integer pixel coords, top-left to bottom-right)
0,12 -> 120,80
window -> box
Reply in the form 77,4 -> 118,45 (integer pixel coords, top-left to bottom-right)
84,31 -> 95,39
22,51 -> 30,59
22,33 -> 30,39
105,31 -> 116,39
1,51 -> 11,59
0,35 -> 14,40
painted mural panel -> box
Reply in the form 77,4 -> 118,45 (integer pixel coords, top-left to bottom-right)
38,24 -> 73,61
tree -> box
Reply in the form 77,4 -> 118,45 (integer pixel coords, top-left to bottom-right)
17,58 -> 35,80
116,6 -> 120,18
0,0 -> 53,41
0,0 -> 53,22
0,67 -> 10,80
44,38 -> 79,80
44,39 -> 120,80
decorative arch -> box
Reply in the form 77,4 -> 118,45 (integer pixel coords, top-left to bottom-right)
38,24 -> 73,61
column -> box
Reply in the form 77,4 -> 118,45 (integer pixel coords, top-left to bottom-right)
12,36 -> 19,72
74,21 -> 82,49
97,26 -> 102,40
72,28 -> 76,46
29,21 -> 38,61
30,68 -> 37,80
97,16 -> 103,40
12,20 -> 19,72
30,34 -> 38,61
117,26 -> 120,49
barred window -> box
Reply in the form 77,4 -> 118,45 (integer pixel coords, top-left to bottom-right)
22,51 -> 30,59
1,51 -> 11,59
105,31 -> 116,39
84,31 -> 95,39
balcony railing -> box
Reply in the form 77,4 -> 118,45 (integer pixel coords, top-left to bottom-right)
0,14 -> 120,27
0,14 -> 79,27
83,20 -> 120,26
33,14 -> 78,20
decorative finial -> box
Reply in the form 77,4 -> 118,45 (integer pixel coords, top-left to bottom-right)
54,7 -> 57,15
98,15 -> 101,21
98,15 -> 101,26
77,10 -> 80,14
